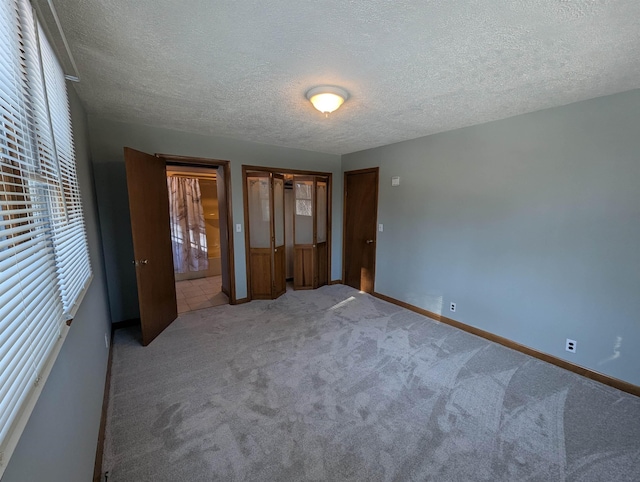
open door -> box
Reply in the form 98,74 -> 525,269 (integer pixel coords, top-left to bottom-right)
124,147 -> 177,345
216,165 -> 231,298
246,171 -> 286,299
293,176 -> 329,289
343,168 -> 378,293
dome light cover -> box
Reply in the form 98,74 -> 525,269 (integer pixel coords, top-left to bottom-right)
306,86 -> 349,115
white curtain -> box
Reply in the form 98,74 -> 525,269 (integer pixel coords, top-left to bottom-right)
167,176 -> 209,273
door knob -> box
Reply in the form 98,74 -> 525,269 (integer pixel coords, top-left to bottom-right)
140,259 -> 149,265
366,239 -> 374,244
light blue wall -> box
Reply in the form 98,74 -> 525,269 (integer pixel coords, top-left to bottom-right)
342,90 -> 640,386
88,118 -> 342,322
3,89 -> 112,480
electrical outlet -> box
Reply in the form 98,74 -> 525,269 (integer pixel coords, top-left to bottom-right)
235,223 -> 242,233
449,302 -> 456,313
566,338 -> 576,353
104,333 -> 109,349
378,223 -> 384,232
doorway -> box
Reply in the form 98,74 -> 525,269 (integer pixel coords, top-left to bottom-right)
243,166 -> 332,300
166,165 -> 229,313
124,148 -> 235,345
343,167 -> 378,293
160,154 -> 235,305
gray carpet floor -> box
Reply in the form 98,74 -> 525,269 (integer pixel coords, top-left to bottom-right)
103,285 -> 640,481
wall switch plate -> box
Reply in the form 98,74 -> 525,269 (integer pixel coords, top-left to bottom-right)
450,302 -> 456,313
235,224 -> 242,233
391,176 -> 400,186
379,224 -> 384,232
566,339 -> 577,353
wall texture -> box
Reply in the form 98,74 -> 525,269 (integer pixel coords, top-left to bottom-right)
88,117 -> 342,322
342,90 -> 640,386
2,90 -> 112,480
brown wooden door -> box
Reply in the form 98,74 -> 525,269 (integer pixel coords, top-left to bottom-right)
343,168 -> 379,293
293,176 -> 329,290
315,177 -> 329,288
293,176 -> 316,289
246,172 -> 272,299
124,147 -> 177,345
246,171 -> 286,299
272,174 -> 286,297
216,165 -> 231,298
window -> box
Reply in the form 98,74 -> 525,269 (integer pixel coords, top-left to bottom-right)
0,0 -> 92,473
295,181 -> 313,216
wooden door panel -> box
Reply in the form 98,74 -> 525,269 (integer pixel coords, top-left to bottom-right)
293,176 -> 315,290
316,242 -> 328,288
294,246 -> 314,289
273,245 -> 286,296
315,178 -> 329,288
246,172 -> 272,299
124,147 -> 177,345
272,174 -> 286,298
343,169 -> 378,293
250,248 -> 272,299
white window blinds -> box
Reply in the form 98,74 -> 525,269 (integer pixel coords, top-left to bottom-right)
38,22 -> 92,313
0,0 -> 92,472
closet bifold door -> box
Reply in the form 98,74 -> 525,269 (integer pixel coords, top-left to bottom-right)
293,176 -> 314,289
272,173 -> 286,297
315,177 -> 329,288
247,172 -> 273,299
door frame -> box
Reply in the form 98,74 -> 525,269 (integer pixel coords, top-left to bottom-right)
156,153 -> 238,304
242,165 -> 332,301
342,167 -> 379,291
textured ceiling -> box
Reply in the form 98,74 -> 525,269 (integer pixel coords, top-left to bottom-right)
47,0 -> 640,155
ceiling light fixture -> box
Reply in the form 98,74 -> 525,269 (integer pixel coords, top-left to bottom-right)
306,86 -> 349,116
